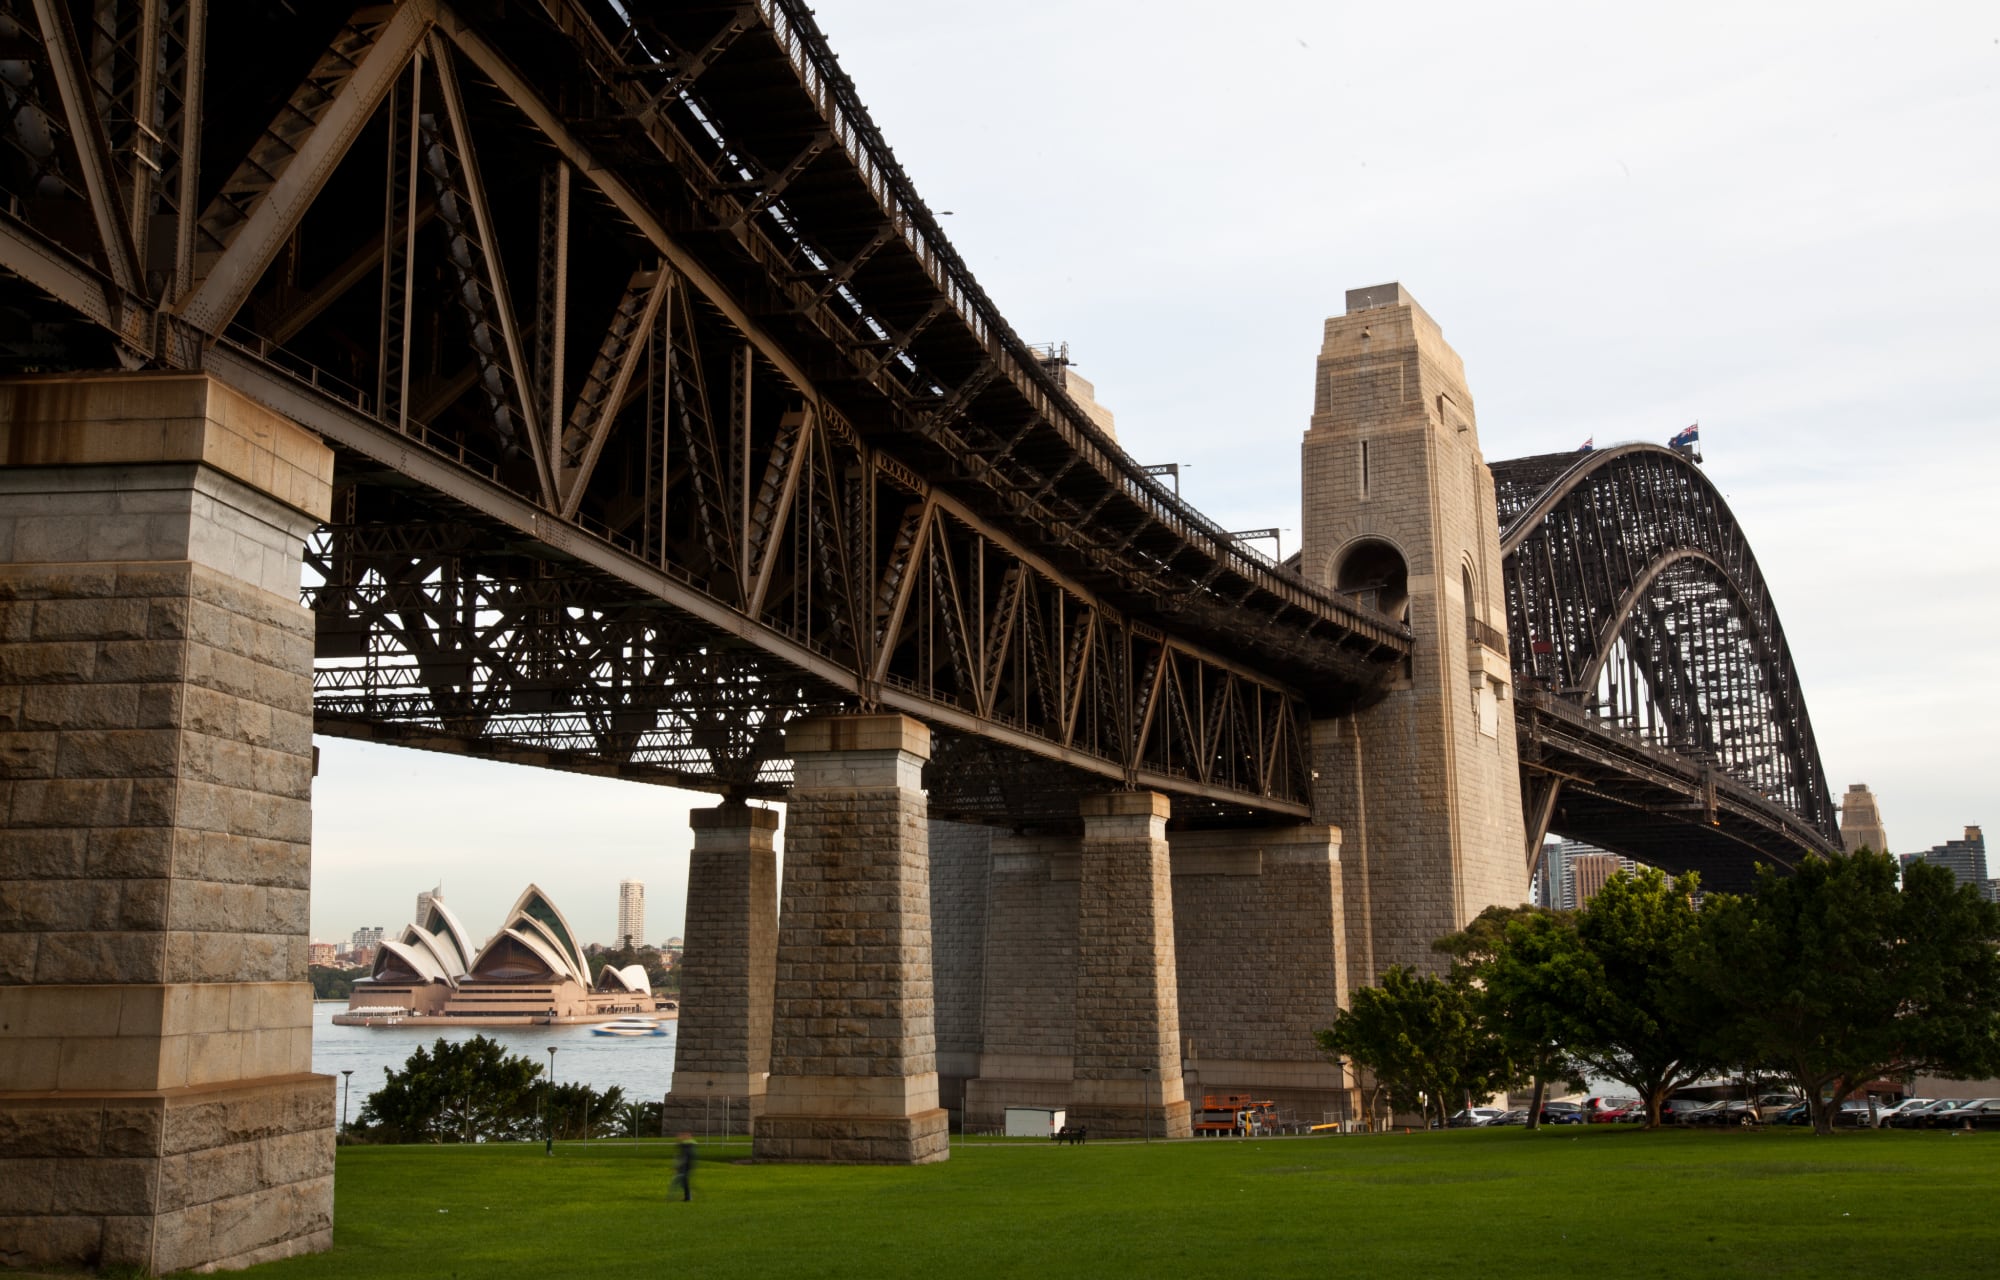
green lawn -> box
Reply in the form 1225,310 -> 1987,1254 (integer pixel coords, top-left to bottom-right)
246,1127 -> 1995,1279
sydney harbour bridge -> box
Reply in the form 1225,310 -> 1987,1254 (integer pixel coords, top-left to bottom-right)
0,1 -> 1835,1271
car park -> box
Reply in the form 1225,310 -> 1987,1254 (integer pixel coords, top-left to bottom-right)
1887,1099 -> 1969,1129
1448,1107 -> 1507,1128
1912,1098 -> 2000,1130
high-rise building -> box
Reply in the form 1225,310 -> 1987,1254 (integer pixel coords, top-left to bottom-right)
1901,827 -> 1991,902
1568,853 -> 1632,907
350,925 -> 384,949
1839,784 -> 1890,855
1536,838 -> 1639,909
414,883 -> 441,927
617,879 -> 644,948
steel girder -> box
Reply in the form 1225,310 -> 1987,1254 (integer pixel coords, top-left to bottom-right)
0,0 -> 1407,824
1495,444 -> 1840,885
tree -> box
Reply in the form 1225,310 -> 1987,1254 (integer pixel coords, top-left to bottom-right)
308,965 -> 370,1000
1688,849 -> 2000,1135
1447,905 -> 1588,1130
619,1100 -> 664,1138
1481,869 -> 1712,1127
1568,868 -> 1717,1125
356,1036 -> 544,1143
547,1081 -> 626,1140
1317,964 -> 1510,1129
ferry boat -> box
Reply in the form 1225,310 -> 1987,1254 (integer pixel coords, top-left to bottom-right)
590,1017 -> 669,1038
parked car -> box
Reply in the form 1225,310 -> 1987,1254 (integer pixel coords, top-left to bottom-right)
1448,1107 -> 1507,1128
1888,1099 -> 1967,1129
1779,1099 -> 1883,1126
1773,1101 -> 1812,1126
1754,1093 -> 1803,1122
1660,1097 -> 1713,1125
1487,1108 -> 1529,1126
1872,1097 -> 1933,1123
1582,1096 -> 1641,1123
1689,1099 -> 1762,1126
1832,1100 -> 1879,1127
1538,1100 -> 1586,1125
1913,1098 -> 2000,1130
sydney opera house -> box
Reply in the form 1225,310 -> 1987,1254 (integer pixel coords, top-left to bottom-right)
335,885 -> 671,1026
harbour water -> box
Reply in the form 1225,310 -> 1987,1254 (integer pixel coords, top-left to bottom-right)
311,1001 -> 679,1106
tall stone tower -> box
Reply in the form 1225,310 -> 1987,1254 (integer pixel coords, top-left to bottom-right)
1300,284 -> 1526,985
1838,784 -> 1890,855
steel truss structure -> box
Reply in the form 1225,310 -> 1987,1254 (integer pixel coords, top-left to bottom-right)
0,0 -> 1411,825
1495,445 -> 1840,887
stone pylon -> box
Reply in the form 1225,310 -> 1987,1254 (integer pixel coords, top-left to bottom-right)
1838,784 -> 1890,856
1067,791 -> 1192,1139
1299,285 -> 1528,986
661,801 -> 779,1135
0,374 -> 335,1273
754,714 -> 948,1163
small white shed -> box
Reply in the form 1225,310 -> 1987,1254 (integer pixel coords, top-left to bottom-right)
1003,1106 -> 1067,1138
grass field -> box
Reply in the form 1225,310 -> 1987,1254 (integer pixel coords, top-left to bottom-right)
246,1127 -> 1996,1279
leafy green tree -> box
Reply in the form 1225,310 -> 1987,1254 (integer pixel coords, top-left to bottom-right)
1317,964 -> 1509,1129
1687,849 -> 2000,1135
1568,868 -> 1717,1125
1445,905 -> 1588,1129
309,965 -> 370,1000
619,1100 -> 664,1138
547,1081 -> 626,1140
1482,868 -> 1711,1127
356,1036 -> 544,1143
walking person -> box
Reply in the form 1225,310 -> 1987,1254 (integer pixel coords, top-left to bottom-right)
671,1132 -> 696,1202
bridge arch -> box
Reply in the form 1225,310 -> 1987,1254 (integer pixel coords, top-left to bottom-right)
1493,444 -> 1838,878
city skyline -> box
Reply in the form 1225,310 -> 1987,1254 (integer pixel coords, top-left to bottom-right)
309,0 -> 1995,945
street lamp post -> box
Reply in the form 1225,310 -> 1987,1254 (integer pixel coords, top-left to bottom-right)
339,1070 -> 353,1136
1140,1065 -> 1153,1144
546,1046 -> 558,1154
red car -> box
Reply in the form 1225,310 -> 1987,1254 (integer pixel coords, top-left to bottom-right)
1582,1096 -> 1640,1123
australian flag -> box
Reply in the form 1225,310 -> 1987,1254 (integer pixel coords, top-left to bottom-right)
1578,436 -> 1594,451
1670,423 -> 1699,448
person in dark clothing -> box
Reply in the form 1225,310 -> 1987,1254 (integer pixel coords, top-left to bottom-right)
671,1133 -> 696,1202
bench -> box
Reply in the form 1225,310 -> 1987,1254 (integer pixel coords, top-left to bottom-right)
1052,1125 -> 1088,1145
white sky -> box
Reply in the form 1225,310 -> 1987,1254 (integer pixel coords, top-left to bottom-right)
309,1 -> 1999,946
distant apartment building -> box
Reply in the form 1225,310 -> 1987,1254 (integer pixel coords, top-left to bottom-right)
1901,826 -> 1993,903
1535,838 -> 1640,909
350,925 -> 384,949
308,942 -> 338,968
1838,783 -> 1890,855
414,884 -> 441,928
617,879 -> 645,948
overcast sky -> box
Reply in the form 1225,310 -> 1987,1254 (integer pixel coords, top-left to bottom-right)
309,1 -> 1998,947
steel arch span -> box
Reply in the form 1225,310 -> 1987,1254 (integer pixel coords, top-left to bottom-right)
1493,444 -> 1840,889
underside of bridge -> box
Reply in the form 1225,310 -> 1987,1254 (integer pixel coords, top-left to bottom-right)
0,1 -> 1838,1269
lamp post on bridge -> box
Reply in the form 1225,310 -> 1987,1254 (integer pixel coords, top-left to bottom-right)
1141,462 -> 1185,497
